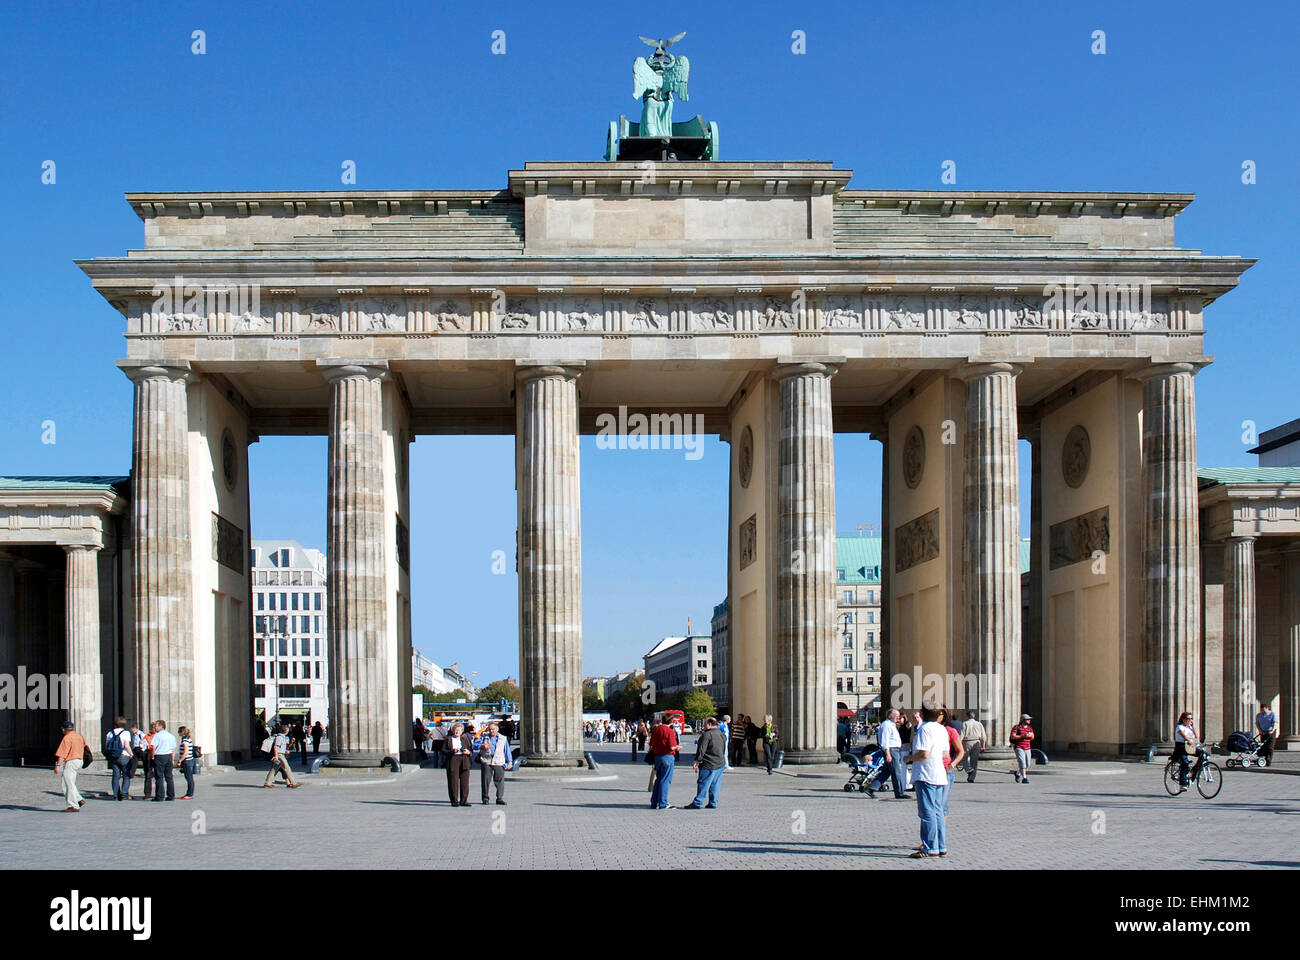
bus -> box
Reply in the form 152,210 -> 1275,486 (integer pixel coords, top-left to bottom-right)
654,709 -> 687,733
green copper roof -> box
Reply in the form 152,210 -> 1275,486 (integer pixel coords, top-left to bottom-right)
1198,467 -> 1300,486
0,476 -> 128,492
838,535 -> 1031,579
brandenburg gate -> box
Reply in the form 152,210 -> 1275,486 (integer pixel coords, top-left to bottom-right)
76,157 -> 1252,766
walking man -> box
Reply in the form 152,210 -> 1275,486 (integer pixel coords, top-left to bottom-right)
959,711 -> 987,783
475,721 -> 512,805
1256,702 -> 1277,766
311,720 -> 324,754
683,717 -> 727,809
149,720 -> 178,802
649,715 -> 680,809
104,716 -> 133,801
54,720 -> 87,812
718,714 -> 732,769
729,714 -> 747,766
263,723 -> 301,788
868,708 -> 907,799
1011,714 -> 1035,783
908,703 -> 949,858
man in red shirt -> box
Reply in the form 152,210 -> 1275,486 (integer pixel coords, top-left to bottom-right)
1011,714 -> 1035,783
648,719 -> 680,809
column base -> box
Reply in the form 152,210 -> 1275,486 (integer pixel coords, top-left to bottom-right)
780,747 -> 840,766
325,752 -> 387,768
979,748 -> 1014,760
519,753 -> 587,768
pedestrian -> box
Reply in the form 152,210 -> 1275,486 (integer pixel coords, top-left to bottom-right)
1011,714 -> 1035,783
176,726 -> 199,799
263,723 -> 301,788
867,708 -> 907,799
936,707 -> 965,822
682,717 -> 727,809
54,720 -> 88,812
636,720 -> 648,753
719,714 -> 732,769
761,715 -> 779,774
729,714 -> 747,766
149,720 -> 178,802
137,722 -> 157,798
744,714 -> 760,765
649,715 -> 680,809
292,721 -> 308,768
311,720 -> 323,754
104,716 -> 133,801
959,711 -> 987,783
413,717 -> 428,755
837,716 -> 849,757
908,703 -> 949,858
474,721 -> 512,805
443,722 -> 473,807
430,720 -> 447,769
1255,702 -> 1277,766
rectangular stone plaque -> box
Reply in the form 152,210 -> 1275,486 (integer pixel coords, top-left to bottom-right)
1049,506 -> 1110,570
894,509 -> 940,573
396,514 -> 410,573
739,514 -> 757,570
212,513 -> 244,574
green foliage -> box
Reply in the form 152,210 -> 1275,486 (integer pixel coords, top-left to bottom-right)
682,689 -> 717,727
582,688 -> 605,712
423,688 -> 470,704
479,679 -> 522,704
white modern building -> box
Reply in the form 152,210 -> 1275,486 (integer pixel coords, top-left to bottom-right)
644,635 -> 713,696
252,540 -> 328,726
412,649 -> 476,697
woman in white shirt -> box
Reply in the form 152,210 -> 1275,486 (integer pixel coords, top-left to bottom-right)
1172,712 -> 1200,789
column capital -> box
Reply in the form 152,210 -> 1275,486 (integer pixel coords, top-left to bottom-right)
1128,360 -> 1207,383
62,543 -> 103,555
117,359 -> 197,385
515,361 -> 585,384
1226,534 -> 1258,544
772,358 -> 842,381
954,361 -> 1022,382
316,359 -> 390,383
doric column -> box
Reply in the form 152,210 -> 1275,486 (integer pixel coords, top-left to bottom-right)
0,554 -> 15,759
773,360 -> 839,764
959,362 -> 1022,758
515,363 -> 584,765
1282,551 -> 1300,748
1022,421 -> 1044,728
64,545 -> 103,742
1222,536 -> 1257,735
874,428 -> 890,717
321,360 -> 390,766
1138,363 -> 1202,747
121,361 -> 195,732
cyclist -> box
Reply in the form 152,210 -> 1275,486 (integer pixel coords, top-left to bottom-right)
1172,711 -> 1204,789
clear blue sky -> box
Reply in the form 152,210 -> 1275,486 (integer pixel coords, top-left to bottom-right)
2,1 -> 1294,682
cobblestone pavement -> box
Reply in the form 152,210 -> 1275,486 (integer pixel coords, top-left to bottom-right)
2,740 -> 1295,870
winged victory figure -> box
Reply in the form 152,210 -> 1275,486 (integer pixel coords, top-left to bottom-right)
633,32 -> 689,137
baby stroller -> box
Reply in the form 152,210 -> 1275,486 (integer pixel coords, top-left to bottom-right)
843,748 -> 886,793
1222,731 -> 1269,768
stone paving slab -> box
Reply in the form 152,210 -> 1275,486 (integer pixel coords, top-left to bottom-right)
2,743 -> 1295,870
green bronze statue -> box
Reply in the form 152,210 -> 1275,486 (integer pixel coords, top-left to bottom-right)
633,33 -> 689,138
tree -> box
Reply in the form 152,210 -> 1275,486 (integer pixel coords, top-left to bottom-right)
425,688 -> 470,704
582,688 -> 606,712
683,689 -> 717,728
479,679 -> 522,706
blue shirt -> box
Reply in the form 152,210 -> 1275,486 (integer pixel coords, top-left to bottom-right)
150,729 -> 178,757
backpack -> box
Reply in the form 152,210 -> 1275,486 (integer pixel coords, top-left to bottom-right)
260,736 -> 275,756
104,728 -> 126,761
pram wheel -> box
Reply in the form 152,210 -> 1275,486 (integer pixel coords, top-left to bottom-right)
843,783 -> 855,792
1257,756 -> 1269,768
1225,758 -> 1237,768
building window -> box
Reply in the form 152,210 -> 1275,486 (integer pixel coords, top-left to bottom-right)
837,568 -> 845,581
255,661 -> 264,679
866,631 -> 874,647
846,678 -> 854,692
314,662 -> 321,680
867,655 -> 875,669
256,593 -> 264,611
867,611 -> 875,624
842,590 -> 853,604
314,593 -> 322,611
253,684 -> 265,698
314,638 -> 320,657
843,654 -> 853,670
697,645 -> 706,654
836,677 -> 843,693
697,660 -> 707,668
278,638 -> 288,658
314,616 -> 321,634
278,661 -> 288,679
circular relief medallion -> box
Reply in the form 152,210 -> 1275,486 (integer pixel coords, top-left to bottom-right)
221,429 -> 238,491
903,425 -> 925,489
738,425 -> 754,489
1062,424 -> 1091,488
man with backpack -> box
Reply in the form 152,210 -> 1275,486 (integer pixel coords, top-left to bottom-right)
263,723 -> 301,788
103,716 -> 133,801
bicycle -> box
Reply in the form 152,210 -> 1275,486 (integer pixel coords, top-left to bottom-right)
1163,749 -> 1221,799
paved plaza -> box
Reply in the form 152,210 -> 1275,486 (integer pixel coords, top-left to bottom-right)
2,739 -> 1295,870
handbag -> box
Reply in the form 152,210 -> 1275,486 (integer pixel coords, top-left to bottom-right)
81,745 -> 94,769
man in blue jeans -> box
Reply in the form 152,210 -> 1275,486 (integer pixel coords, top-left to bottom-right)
683,717 -> 727,809
908,703 -> 950,858
105,716 -> 133,801
648,718 -> 679,809
868,709 -> 907,799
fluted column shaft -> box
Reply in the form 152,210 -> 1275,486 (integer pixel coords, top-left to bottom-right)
1282,553 -> 1300,747
1222,537 -> 1257,735
774,361 -> 838,764
875,429 -> 891,717
962,363 -> 1022,757
324,362 -> 390,766
124,363 -> 195,732
1140,364 -> 1201,746
516,364 -> 583,764
65,545 -> 103,743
